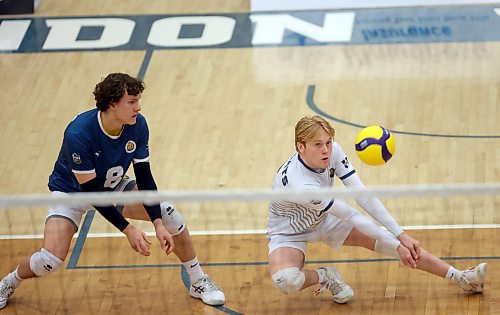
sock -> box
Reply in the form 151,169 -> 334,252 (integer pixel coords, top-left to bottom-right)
182,257 -> 204,284
445,266 -> 462,282
315,268 -> 326,284
5,268 -> 23,288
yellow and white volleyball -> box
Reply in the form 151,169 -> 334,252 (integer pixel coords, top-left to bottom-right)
355,126 -> 395,166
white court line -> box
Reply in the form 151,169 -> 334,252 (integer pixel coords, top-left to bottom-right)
1,224 -> 500,240
495,8 -> 500,15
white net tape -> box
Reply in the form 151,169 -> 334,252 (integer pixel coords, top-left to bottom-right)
0,182 -> 499,208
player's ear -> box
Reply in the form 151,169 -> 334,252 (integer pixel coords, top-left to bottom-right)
297,142 -> 305,153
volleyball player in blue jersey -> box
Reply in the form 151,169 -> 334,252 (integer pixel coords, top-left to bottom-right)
0,73 -> 224,310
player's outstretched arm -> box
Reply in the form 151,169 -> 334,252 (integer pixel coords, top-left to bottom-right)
328,199 -> 416,266
341,174 -> 404,236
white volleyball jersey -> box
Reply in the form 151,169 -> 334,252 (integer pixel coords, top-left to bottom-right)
267,142 -> 356,235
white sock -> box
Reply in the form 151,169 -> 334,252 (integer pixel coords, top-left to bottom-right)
5,268 -> 23,288
182,257 -> 204,284
315,268 -> 326,284
445,266 -> 462,282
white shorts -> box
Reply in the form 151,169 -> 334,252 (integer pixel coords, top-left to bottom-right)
46,177 -> 136,231
267,214 -> 354,255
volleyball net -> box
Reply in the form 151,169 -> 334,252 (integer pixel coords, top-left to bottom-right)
0,182 -> 498,313
0,182 -> 499,239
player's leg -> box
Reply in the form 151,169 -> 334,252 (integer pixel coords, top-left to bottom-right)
268,233 -> 354,304
268,246 -> 318,291
341,227 -> 487,293
119,181 -> 225,305
0,198 -> 81,309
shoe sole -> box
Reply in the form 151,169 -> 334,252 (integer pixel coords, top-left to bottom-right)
190,294 -> 225,306
333,288 -> 354,304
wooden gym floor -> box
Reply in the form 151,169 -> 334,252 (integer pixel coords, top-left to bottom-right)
0,1 -> 499,314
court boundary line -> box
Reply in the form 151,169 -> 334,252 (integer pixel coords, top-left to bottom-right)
2,223 -> 499,240
306,84 -> 500,138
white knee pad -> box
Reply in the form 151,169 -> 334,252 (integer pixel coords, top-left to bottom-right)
374,238 -> 399,258
29,248 -> 64,277
161,202 -> 185,236
271,267 -> 305,294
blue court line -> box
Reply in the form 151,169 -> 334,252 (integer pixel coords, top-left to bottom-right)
181,266 -> 242,315
69,255 -> 500,270
66,210 -> 95,269
306,85 -> 500,138
137,49 -> 153,80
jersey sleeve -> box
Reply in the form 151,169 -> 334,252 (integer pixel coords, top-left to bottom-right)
133,115 -> 150,164
332,142 -> 356,180
64,130 -> 95,174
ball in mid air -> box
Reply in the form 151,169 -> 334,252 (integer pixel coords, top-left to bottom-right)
355,126 -> 395,166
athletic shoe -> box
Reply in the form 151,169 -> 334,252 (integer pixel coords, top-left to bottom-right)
189,275 -> 225,306
0,279 -> 15,310
459,262 -> 487,293
315,267 -> 354,304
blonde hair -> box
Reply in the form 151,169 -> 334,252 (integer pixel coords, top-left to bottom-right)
295,115 -> 335,150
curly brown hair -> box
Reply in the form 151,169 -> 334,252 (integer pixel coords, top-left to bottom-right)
93,73 -> 145,111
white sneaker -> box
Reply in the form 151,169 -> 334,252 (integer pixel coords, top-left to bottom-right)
315,267 -> 354,304
459,262 -> 487,293
189,275 -> 225,306
0,279 -> 15,310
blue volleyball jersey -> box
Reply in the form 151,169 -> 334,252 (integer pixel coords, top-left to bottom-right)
48,108 -> 149,192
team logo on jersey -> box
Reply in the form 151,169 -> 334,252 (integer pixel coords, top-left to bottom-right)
72,153 -> 81,164
329,168 -> 335,178
125,140 -> 136,153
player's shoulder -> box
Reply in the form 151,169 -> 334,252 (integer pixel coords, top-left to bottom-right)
64,108 -> 99,140
332,141 -> 348,159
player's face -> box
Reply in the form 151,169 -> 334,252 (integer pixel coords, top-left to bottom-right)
112,91 -> 142,125
297,129 -> 332,169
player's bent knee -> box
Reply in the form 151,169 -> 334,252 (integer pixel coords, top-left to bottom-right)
271,267 -> 305,294
29,248 -> 64,277
161,202 -> 185,236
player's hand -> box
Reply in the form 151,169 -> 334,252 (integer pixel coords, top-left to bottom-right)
123,224 -> 152,256
396,243 -> 417,268
153,220 -> 175,255
397,232 -> 421,261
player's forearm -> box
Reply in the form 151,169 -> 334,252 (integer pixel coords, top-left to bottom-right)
328,199 -> 400,250
357,197 -> 403,237
79,176 -> 131,231
133,162 -> 162,222
94,205 -> 130,231
342,174 -> 403,237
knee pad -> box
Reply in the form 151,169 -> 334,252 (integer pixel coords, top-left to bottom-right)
374,238 -> 399,258
271,267 -> 305,294
161,202 -> 185,236
29,248 -> 64,277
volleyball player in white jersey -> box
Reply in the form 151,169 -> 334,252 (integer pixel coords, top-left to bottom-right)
0,73 -> 224,310
267,115 -> 487,304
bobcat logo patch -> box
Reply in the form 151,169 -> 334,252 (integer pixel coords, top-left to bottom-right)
125,140 -> 136,153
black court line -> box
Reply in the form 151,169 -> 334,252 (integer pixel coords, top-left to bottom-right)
306,85 -> 500,138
